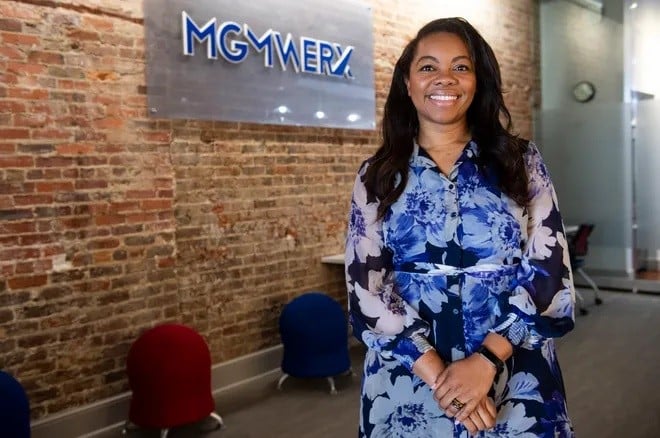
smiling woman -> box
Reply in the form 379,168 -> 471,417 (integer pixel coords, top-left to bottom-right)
404,32 -> 476,133
345,17 -> 576,438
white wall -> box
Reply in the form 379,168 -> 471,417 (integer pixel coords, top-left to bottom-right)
540,0 -> 623,109
630,0 -> 660,268
537,0 -> 632,274
630,0 -> 660,97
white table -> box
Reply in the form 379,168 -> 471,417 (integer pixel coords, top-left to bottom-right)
321,253 -> 345,265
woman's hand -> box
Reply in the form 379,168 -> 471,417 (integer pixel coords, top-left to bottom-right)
460,397 -> 497,435
432,353 -> 496,420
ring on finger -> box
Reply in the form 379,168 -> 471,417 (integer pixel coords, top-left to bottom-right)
450,398 -> 465,410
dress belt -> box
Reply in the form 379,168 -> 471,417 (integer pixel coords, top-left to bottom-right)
394,262 -> 519,277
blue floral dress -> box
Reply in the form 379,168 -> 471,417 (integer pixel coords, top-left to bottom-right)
345,141 -> 575,437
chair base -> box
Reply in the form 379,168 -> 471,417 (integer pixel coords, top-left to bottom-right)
575,267 -> 603,315
277,369 -> 354,395
121,412 -> 223,437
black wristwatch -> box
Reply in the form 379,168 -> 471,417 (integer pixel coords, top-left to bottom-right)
476,345 -> 505,374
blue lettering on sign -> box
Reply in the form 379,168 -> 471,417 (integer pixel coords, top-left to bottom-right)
244,25 -> 273,68
181,11 -> 353,79
182,13 -> 218,59
273,32 -> 300,73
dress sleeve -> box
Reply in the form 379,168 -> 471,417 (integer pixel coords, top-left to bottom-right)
490,143 -> 576,349
345,161 -> 433,371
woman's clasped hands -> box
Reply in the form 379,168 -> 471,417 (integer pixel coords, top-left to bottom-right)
431,353 -> 498,435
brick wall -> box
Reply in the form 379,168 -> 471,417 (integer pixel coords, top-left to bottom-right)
0,0 -> 539,418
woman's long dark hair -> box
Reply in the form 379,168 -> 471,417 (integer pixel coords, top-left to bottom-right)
365,17 -> 529,219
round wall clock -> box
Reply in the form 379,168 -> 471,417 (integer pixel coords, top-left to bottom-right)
572,81 -> 596,103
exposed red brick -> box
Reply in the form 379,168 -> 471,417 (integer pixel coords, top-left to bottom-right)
67,29 -> 99,41
0,45 -> 24,60
7,87 -> 48,100
31,128 -> 72,140
35,156 -> 75,167
60,217 -> 92,229
0,156 -> 33,167
94,117 -> 124,129
35,181 -> 74,192
7,62 -> 46,76
93,251 -> 113,264
0,144 -> 16,154
14,113 -> 49,127
14,194 -> 53,205
27,51 -> 64,65
94,215 -> 125,226
143,131 -> 170,142
1,32 -> 38,46
0,129 -> 30,140
8,274 -> 48,289
140,200 -> 171,211
55,143 -> 94,154
126,190 -> 156,199
19,234 -> 54,246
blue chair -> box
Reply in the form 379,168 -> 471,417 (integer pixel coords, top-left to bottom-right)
278,292 -> 352,394
0,371 -> 30,438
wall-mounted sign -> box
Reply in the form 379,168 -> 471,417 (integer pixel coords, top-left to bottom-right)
144,0 -> 375,130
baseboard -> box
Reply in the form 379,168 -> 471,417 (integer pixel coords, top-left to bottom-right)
31,344 -> 284,438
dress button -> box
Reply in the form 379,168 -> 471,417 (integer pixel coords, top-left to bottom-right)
448,184 -> 454,190
452,309 -> 459,315
450,212 -> 457,218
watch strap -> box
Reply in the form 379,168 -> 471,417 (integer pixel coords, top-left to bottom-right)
477,345 -> 504,374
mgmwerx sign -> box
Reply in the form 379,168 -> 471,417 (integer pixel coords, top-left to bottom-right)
182,12 -> 354,78
145,0 -> 375,129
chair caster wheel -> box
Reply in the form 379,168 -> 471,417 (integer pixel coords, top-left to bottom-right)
595,298 -> 603,305
579,308 -> 588,316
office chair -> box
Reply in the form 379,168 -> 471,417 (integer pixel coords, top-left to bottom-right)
278,292 -> 352,394
123,324 -> 223,438
568,224 -> 603,315
0,371 -> 30,438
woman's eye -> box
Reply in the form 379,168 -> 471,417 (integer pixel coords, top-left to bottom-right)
420,65 -> 434,72
454,64 -> 471,72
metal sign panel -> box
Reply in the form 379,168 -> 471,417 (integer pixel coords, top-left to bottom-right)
144,0 -> 375,130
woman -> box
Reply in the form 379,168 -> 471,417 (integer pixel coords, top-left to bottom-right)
345,17 -> 575,437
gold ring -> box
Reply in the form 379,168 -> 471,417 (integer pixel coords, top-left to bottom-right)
450,398 -> 465,410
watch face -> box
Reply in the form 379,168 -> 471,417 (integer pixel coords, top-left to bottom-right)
572,81 -> 596,103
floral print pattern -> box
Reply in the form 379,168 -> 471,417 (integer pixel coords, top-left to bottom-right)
346,141 -> 575,437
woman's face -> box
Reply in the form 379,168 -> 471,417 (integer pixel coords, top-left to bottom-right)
405,32 -> 476,130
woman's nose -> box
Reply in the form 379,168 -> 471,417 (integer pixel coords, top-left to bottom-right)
433,71 -> 457,85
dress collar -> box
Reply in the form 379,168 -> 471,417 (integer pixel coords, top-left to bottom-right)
411,139 -> 479,171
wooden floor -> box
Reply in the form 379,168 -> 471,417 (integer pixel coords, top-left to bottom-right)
637,269 -> 660,280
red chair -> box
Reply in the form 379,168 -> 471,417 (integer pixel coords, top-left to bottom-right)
568,224 -> 603,315
123,324 -> 223,437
